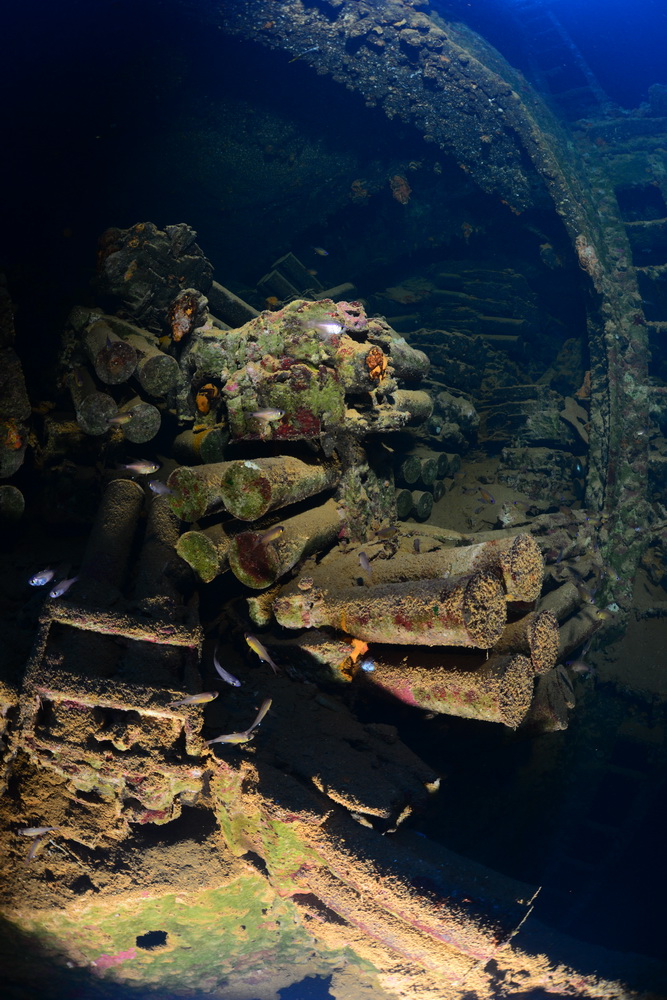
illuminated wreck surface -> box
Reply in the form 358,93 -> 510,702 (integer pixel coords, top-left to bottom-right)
1,0 -> 667,998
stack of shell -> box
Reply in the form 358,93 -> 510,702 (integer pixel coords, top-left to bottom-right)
55,221 -> 213,451
272,527 -> 554,729
0,281 -> 30,520
55,222 -> 431,583
165,295 -> 433,581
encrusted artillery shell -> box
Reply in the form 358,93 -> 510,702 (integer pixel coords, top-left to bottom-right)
411,489 -> 433,521
492,610 -> 559,674
79,478 -> 145,601
167,461 -> 233,521
219,454 -> 341,521
395,487 -> 414,519
172,425 -> 229,465
117,397 -> 161,444
0,484 -> 24,520
365,650 -> 534,728
274,570 -> 507,648
176,523 -> 230,583
84,319 -> 137,384
122,331 -> 181,395
68,367 -> 118,436
228,498 -> 341,589
388,389 -> 434,425
286,531 -> 543,606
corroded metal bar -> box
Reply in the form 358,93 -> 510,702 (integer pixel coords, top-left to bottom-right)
219,454 -> 341,521
274,570 -> 507,648
363,649 -> 534,728
79,478 -> 145,599
228,498 -> 341,589
176,522 -> 231,583
492,610 -> 560,675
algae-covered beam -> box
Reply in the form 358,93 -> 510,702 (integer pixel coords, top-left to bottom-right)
274,570 -> 507,648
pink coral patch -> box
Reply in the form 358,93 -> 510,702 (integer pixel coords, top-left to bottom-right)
93,947 -> 137,970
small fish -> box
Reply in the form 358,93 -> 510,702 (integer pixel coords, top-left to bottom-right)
259,525 -> 284,545
118,460 -> 160,475
148,480 -> 172,496
245,633 -> 279,674
312,246 -> 329,256
26,836 -> 49,863
567,658 -> 596,679
306,319 -> 342,340
413,538 -> 421,554
167,691 -> 219,708
49,576 -> 79,599
250,408 -> 285,423
213,647 -> 242,688
288,45 -> 319,63
358,551 -> 372,574
207,698 -> 272,745
479,488 -> 495,504
375,526 -> 397,540
596,608 -> 614,621
359,658 -> 375,673
19,826 -> 59,837
29,568 -> 55,587
108,412 -> 134,426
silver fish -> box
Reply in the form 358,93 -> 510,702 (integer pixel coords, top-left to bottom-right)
358,551 -> 372,574
245,633 -> 279,674
207,698 -> 272,746
19,826 -> 59,837
49,575 -> 79,599
213,648 -> 242,688
148,480 -> 172,496
118,460 -> 160,475
29,568 -> 55,587
250,408 -> 284,423
167,691 -> 219,708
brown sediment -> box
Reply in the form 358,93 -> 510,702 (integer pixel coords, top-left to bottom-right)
365,650 -> 534,728
492,610 -> 560,674
228,498 -> 341,589
274,569 -> 507,648
218,454 -> 341,521
176,522 -> 231,583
